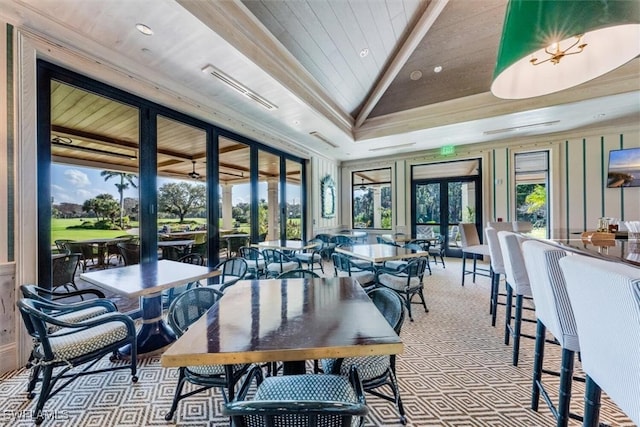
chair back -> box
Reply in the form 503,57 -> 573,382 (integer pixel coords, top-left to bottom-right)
276,269 -> 321,279
403,242 -> 423,253
486,221 -> 513,232
227,235 -> 250,257
167,287 -> 224,337
497,231 -> 531,295
239,246 -> 262,261
330,235 -> 354,246
559,255 -> 640,425
367,287 -> 405,334
521,240 -> 578,351
459,223 -> 481,247
189,242 -> 208,258
51,253 -> 80,289
177,253 -> 205,265
315,233 -> 332,244
54,239 -> 73,253
484,227 -> 506,275
513,221 -> 533,233
117,242 -> 140,265
214,257 -> 248,290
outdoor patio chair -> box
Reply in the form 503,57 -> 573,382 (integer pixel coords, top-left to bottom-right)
276,268 -> 321,279
212,257 -> 248,292
262,249 -> 301,278
223,365 -> 368,427
64,241 -> 98,272
164,287 -> 251,421
51,253 -> 80,293
376,257 -> 429,321
17,297 -> 137,425
117,242 -> 140,265
319,287 -> 406,424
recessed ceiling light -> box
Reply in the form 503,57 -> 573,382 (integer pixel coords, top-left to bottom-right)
410,70 -> 423,81
433,65 -> 443,73
135,23 -> 153,36
359,48 -> 369,58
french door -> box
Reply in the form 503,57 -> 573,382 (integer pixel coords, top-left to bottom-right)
411,160 -> 483,257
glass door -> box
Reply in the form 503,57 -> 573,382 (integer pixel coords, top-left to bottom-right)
412,160 -> 482,257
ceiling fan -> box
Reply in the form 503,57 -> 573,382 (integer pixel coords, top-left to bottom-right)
188,160 -> 201,180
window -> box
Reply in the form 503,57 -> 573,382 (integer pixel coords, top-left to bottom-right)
352,168 -> 392,230
514,151 -> 549,238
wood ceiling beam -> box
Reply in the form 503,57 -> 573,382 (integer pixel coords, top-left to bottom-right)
354,0 -> 449,129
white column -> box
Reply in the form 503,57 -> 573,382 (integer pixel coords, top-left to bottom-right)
373,187 -> 382,229
222,184 -> 233,230
267,179 -> 279,240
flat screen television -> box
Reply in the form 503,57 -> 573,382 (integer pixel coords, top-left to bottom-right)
607,147 -> 640,188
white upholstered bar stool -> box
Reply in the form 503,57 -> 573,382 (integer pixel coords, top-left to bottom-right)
487,221 -> 513,232
485,227 -> 507,327
522,240 -> 580,427
559,255 -> 640,427
459,223 -> 490,286
498,230 -> 535,366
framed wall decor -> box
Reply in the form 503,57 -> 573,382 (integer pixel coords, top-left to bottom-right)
321,175 -> 336,219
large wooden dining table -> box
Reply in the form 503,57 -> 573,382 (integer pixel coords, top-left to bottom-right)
80,260 -> 220,356
161,276 -> 403,375
336,243 -> 427,263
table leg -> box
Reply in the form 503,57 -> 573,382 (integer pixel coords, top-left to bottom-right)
119,293 -> 176,357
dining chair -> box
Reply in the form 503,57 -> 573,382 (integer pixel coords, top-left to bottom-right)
383,243 -> 431,275
559,255 -> 640,427
314,233 -> 336,259
522,240 -> 580,427
486,221 -> 513,232
497,231 -> 535,366
238,246 -> 266,279
331,252 -> 377,291
54,239 -> 73,254
117,242 -> 140,265
484,227 -> 506,326
376,257 -> 429,321
212,257 -> 248,292
165,287 -> 251,421
262,248 -> 301,278
294,238 -> 325,273
105,235 -> 132,267
276,268 -> 321,279
51,253 -> 80,293
319,287 -> 406,424
64,241 -> 99,272
17,297 -> 138,425
163,253 -> 207,305
330,235 -> 355,247
427,234 -> 446,268
223,365 -> 368,427
459,223 -> 490,285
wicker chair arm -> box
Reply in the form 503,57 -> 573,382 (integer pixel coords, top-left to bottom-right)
45,311 -> 136,339
28,297 -> 117,314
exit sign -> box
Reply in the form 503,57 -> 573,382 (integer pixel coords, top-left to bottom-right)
440,145 -> 455,156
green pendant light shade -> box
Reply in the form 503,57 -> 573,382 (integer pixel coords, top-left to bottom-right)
491,0 -> 640,99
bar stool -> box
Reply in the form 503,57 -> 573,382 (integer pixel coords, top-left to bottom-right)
459,223 -> 490,286
497,231 -> 535,366
559,255 -> 640,427
522,240 -> 580,427
485,227 -> 506,326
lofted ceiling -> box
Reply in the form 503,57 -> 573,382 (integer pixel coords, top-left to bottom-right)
1,0 -> 639,162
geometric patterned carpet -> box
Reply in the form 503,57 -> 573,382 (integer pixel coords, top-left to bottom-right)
1,258 -> 635,426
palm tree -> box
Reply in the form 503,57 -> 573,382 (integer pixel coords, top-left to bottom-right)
101,171 -> 138,228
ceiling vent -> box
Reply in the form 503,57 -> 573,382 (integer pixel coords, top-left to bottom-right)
309,131 -> 339,148
483,120 -> 560,135
369,142 -> 416,152
202,64 -> 278,111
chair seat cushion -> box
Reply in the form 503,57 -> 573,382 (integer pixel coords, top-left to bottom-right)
254,374 -> 358,402
49,306 -> 110,333
321,356 -> 390,380
378,274 -> 421,291
41,313 -> 129,362
266,261 -> 298,274
187,364 -> 247,376
384,260 -> 407,270
337,270 -> 375,285
463,244 -> 490,256
295,253 -> 322,263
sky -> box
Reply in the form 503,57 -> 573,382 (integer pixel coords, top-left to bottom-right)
51,163 -> 301,206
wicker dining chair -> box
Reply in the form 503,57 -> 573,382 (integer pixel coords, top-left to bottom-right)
276,268 -> 321,279
51,253 -> 80,293
223,365 -> 368,427
165,287 -> 251,421
376,257 -> 429,321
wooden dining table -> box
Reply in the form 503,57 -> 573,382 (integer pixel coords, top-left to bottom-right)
336,243 -> 427,263
161,276 -> 403,375
80,260 -> 220,356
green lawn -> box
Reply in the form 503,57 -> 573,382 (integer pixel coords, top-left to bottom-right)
51,218 -> 136,243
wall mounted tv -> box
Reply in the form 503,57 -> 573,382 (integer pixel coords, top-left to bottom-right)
607,147 -> 640,188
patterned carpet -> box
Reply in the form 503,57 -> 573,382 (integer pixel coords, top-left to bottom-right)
1,258 -> 635,426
